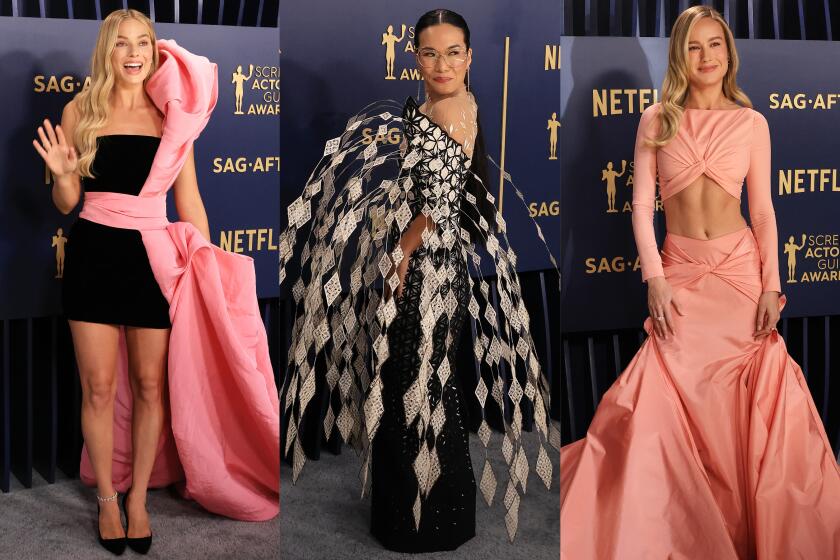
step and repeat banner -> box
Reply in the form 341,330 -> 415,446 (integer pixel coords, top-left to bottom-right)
0,17 -> 279,320
561,37 -> 840,332
279,0 -> 561,289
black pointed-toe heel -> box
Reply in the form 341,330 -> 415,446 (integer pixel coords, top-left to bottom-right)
122,488 -> 153,554
96,492 -> 126,556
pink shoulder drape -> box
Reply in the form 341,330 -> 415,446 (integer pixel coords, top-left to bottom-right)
77,39 -> 279,522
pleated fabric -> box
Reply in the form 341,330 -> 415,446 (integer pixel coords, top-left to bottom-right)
561,227 -> 840,559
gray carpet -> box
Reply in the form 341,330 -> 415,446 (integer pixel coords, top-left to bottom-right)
0,473 -> 278,560
280,431 -> 560,559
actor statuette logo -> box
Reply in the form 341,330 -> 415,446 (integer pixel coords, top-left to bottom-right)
547,113 -> 560,160
602,160 -> 627,213
783,233 -> 839,284
380,24 -> 422,81
597,158 -> 662,215
51,228 -> 68,279
231,64 -> 279,116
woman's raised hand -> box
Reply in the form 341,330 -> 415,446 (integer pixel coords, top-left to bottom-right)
32,118 -> 77,180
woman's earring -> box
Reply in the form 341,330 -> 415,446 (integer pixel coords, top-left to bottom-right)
467,68 -> 471,91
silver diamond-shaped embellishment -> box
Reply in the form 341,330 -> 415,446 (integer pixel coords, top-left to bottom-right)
323,136 -> 341,156
477,419 -> 491,447
479,460 -> 497,506
390,245 -> 404,266
504,494 -> 520,543
430,404 -> 445,435
378,253 -> 392,278
503,480 -> 517,510
413,445 -> 430,495
387,274 -> 400,294
314,319 -> 330,352
347,177 -> 362,201
403,149 -> 421,169
437,357 -> 451,386
468,296 -> 480,319
292,438 -> 306,483
336,406 -> 353,442
324,273 -> 341,307
394,202 -> 412,232
474,378 -> 488,407
536,444 -> 553,490
502,433 -> 513,464
323,405 -> 335,438
515,446 -> 529,493
484,305 -> 497,327
362,141 -> 377,160
508,379 -> 524,404
403,379 -> 421,424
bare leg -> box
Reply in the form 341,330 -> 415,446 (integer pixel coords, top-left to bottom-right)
69,320 -> 124,540
124,326 -> 169,538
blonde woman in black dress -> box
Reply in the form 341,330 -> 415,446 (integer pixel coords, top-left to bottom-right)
33,9 -> 210,555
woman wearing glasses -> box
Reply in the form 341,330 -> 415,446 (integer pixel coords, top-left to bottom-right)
280,8 -> 556,554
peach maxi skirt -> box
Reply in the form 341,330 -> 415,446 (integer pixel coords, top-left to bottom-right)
560,228 -> 840,559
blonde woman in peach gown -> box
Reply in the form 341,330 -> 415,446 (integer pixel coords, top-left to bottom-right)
560,7 -> 840,559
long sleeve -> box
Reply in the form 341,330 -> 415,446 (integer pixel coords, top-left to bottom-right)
746,111 -> 781,293
631,105 -> 664,281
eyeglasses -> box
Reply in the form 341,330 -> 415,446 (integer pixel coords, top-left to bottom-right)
416,47 -> 468,69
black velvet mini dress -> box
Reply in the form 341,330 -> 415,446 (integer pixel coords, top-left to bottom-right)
62,135 -> 171,329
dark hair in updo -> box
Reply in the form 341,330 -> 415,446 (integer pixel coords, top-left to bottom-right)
414,9 -> 496,245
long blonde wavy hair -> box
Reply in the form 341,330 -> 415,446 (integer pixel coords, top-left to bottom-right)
74,9 -> 159,178
652,6 -> 751,146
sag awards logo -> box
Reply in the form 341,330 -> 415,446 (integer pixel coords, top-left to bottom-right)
547,112 -> 560,160
381,23 -> 422,81
769,93 -> 840,110
212,155 -> 280,173
597,158 -> 662,214
783,233 -> 839,284
51,228 -> 67,279
34,74 -> 89,94
231,64 -> 279,116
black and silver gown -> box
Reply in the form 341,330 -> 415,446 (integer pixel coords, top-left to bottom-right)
280,94 -> 559,550
62,135 -> 171,328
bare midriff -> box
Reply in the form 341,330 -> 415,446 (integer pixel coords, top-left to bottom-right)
663,175 -> 748,240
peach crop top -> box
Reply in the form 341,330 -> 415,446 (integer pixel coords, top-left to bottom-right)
631,102 -> 781,293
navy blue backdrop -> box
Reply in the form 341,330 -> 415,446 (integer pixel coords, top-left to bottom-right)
0,16 -> 279,320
